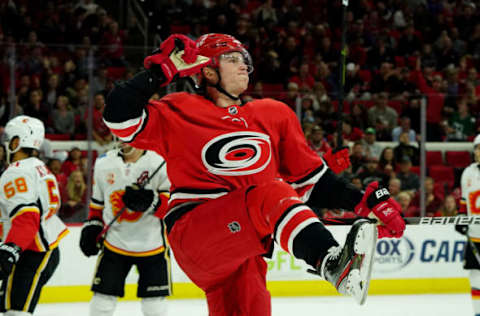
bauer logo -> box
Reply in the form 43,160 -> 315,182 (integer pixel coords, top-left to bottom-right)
202,132 -> 272,176
374,236 -> 415,272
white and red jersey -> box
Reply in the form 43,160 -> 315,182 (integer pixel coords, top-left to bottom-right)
104,92 -> 326,212
89,150 -> 170,256
0,157 -> 68,252
461,162 -> 480,238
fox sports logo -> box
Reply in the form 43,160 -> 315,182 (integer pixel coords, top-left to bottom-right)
374,236 -> 415,272
201,132 -> 272,176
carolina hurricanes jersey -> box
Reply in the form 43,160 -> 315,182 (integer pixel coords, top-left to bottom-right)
461,162 -> 480,238
104,92 -> 326,212
0,157 -> 68,251
90,150 -> 170,256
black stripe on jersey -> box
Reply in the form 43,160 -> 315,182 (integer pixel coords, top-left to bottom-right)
91,197 -> 104,205
272,203 -> 305,242
37,198 -> 50,250
288,164 -> 326,186
10,203 -> 40,218
171,188 -> 230,195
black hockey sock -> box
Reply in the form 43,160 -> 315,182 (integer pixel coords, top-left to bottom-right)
292,222 -> 339,268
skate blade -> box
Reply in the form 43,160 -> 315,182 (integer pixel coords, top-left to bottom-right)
353,222 -> 378,305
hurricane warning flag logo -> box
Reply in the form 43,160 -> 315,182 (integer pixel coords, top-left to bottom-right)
201,132 -> 272,176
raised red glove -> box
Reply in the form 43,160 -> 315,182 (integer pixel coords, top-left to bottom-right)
143,34 -> 211,86
323,146 -> 350,174
354,181 -> 405,238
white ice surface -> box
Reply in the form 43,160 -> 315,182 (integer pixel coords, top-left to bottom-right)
34,294 -> 474,316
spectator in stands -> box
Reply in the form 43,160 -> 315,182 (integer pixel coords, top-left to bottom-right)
300,94 -> 319,123
392,116 -> 417,142
445,98 -> 476,141
394,131 -> 420,165
410,58 -> 445,141
52,95 -> 75,136
373,117 -> 393,141
350,141 -> 367,174
379,147 -> 396,173
402,95 -> 421,134
363,127 -> 382,159
280,82 -> 301,111
90,66 -> 109,95
366,39 -> 394,71
342,115 -> 364,142
90,92 -> 113,146
367,92 -> 398,134
289,62 -> 315,90
410,177 -> 443,217
61,169 -> 87,222
344,63 -> 366,102
370,63 -> 399,94
61,147 -> 82,178
350,102 -> 369,131
257,50 -> 283,84
397,23 -> 422,57
397,191 -> 414,216
312,82 -> 330,104
396,156 -> 420,193
357,156 -> 389,187
388,178 -> 402,201
23,89 -> 51,127
43,74 -> 61,107
100,21 -> 126,67
307,125 -> 331,157
436,194 -> 458,217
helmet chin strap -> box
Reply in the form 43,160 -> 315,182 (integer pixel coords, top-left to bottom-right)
208,69 -> 241,101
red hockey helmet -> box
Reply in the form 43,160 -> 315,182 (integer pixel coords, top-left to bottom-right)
196,33 -> 253,74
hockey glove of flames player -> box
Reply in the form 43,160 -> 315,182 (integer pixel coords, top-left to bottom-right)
323,146 -> 351,174
354,181 -> 405,238
0,243 -> 21,279
122,184 -> 159,213
79,218 -> 104,257
455,199 -> 468,235
144,34 -> 211,87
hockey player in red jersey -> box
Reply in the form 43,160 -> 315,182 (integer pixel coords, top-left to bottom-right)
103,33 -> 405,315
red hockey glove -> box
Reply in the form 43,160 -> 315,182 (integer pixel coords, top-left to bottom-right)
323,146 -> 351,174
144,34 -> 211,86
354,181 -> 405,238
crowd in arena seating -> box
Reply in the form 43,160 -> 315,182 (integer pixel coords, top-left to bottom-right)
3,0 -> 480,221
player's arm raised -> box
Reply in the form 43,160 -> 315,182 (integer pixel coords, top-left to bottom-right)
103,34 -> 210,140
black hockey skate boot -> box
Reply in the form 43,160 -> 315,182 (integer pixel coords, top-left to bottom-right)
316,219 -> 377,305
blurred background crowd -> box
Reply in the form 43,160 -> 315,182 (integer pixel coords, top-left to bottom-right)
0,0 -> 479,222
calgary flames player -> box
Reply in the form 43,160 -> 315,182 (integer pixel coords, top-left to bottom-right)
0,115 -> 68,316
103,33 -> 405,315
79,141 -> 170,316
457,134 -> 480,316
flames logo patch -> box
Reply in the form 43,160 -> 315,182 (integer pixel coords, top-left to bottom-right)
110,190 -> 142,222
201,131 -> 271,176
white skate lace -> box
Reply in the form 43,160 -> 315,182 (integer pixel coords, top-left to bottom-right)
320,246 -> 342,280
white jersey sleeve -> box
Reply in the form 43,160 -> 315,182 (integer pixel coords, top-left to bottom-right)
89,158 -> 106,214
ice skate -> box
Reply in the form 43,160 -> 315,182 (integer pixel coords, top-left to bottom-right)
316,219 -> 377,305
